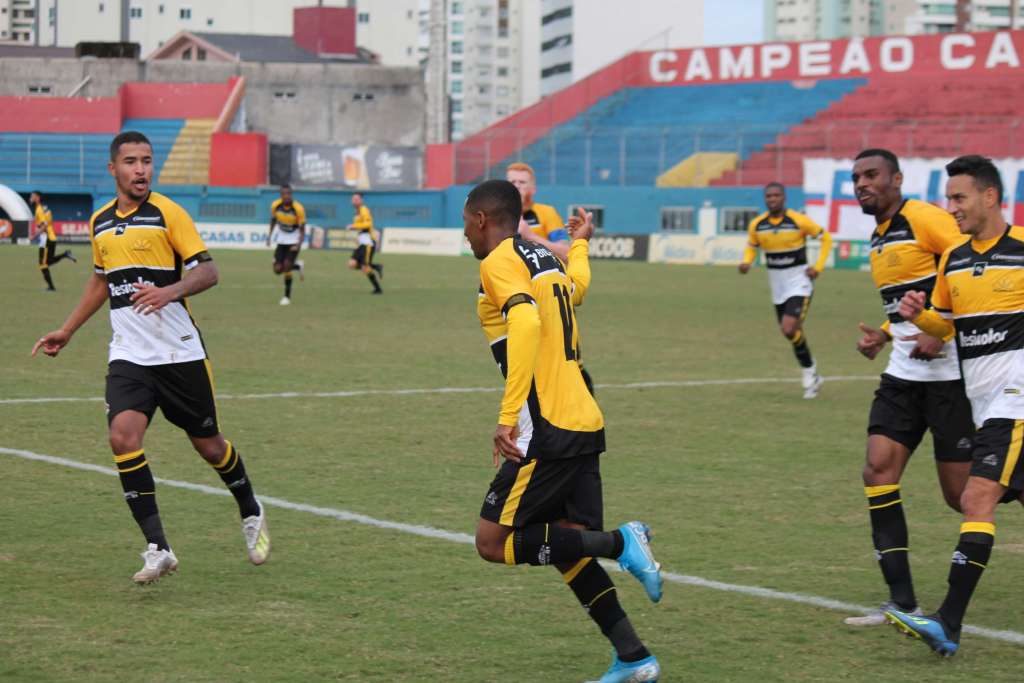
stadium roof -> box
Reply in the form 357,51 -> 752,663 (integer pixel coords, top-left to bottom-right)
147,31 -> 375,64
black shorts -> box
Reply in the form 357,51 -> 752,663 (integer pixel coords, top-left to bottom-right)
274,244 -> 299,265
38,242 -> 56,267
106,359 -> 220,438
352,242 -> 376,266
867,373 -> 974,462
774,295 -> 811,323
969,419 -> 1024,502
480,453 -> 603,530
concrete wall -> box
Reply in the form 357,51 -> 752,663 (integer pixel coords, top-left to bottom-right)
0,57 -> 426,146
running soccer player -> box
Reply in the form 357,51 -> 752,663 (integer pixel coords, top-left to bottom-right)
887,155 -> 1024,656
506,162 -> 570,260
346,193 -> 383,294
466,179 -> 661,683
32,131 -> 270,584
738,182 -> 832,398
30,191 -> 76,291
267,185 -> 305,305
848,149 -> 975,626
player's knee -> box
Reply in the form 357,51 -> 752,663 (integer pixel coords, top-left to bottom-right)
108,428 -> 142,455
347,260 -> 358,270
959,485 -> 995,518
942,488 -> 964,513
862,459 -> 896,486
474,533 -> 505,563
272,263 -> 283,274
191,436 -> 227,463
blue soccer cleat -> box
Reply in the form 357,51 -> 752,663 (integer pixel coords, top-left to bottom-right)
617,521 -> 662,603
587,652 -> 660,683
884,610 -> 960,657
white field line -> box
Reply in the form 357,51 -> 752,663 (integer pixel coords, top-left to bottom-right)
0,375 -> 879,406
3,445 -> 1021,647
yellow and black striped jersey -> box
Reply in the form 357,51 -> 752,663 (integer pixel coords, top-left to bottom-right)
924,225 -> 1024,424
523,202 -> 567,243
869,198 -> 963,381
477,236 -> 602,460
90,191 -> 209,366
34,203 -> 55,241
270,199 -> 306,246
744,209 -> 827,270
350,205 -> 377,244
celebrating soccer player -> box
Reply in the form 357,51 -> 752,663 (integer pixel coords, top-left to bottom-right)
886,155 -> 1024,656
847,149 -> 975,627
267,184 -> 306,305
32,131 -> 271,584
465,180 -> 662,682
506,162 -> 571,260
738,182 -> 832,398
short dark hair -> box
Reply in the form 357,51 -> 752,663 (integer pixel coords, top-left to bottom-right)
855,148 -> 900,174
280,184 -> 292,192
946,154 -> 1004,203
764,182 -> 785,193
466,179 -> 521,232
109,131 -> 152,161
30,190 -> 41,197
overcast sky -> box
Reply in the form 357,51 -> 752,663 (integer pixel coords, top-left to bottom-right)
704,0 -> 764,47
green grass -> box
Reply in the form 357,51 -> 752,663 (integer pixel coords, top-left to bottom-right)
1,247 -> 1023,682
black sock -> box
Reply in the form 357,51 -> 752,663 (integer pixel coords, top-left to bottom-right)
865,484 -> 916,610
50,252 -> 67,265
41,268 -> 55,289
211,441 -> 260,518
790,330 -> 814,368
367,272 -> 381,292
562,558 -> 650,662
507,524 -> 622,566
937,522 -> 995,633
115,449 -> 169,550
371,263 -> 383,275
284,273 -> 293,298
291,261 -> 302,271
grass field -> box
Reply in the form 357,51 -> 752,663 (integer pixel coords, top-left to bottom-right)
2,246 -> 1023,682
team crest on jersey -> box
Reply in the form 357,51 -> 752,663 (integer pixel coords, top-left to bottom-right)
886,251 -> 902,267
131,239 -> 151,251
115,222 -> 129,236
994,276 -> 1014,292
951,285 -> 960,298
973,262 -> 987,277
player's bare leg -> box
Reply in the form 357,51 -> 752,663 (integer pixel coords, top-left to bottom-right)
780,313 -> 821,398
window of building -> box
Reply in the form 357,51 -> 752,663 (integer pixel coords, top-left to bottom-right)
274,91 -> 297,100
541,6 -> 572,25
451,100 -> 462,113
720,207 -> 759,233
496,85 -> 508,97
24,8 -> 35,18
661,207 -> 695,232
452,120 -> 463,136
358,12 -> 369,23
98,3 -> 104,12
352,92 -> 375,101
451,1 -> 463,15
498,27 -> 508,37
206,17 -> 213,26
183,47 -> 192,60
197,47 -> 206,60
541,62 -> 572,78
451,80 -> 462,94
497,47 -> 509,58
158,4 -> 164,14
129,7 -> 142,18
452,41 -> 463,54
496,106 -> 509,116
451,60 -> 462,74
478,84 -> 490,95
497,66 -> 508,77
451,21 -> 463,34
28,85 -> 53,94
180,6 -> 191,20
542,34 -> 571,52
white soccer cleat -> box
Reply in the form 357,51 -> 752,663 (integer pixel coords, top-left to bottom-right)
802,366 -> 823,399
279,296 -> 290,306
844,601 -> 922,626
132,543 -> 178,585
242,501 -> 271,565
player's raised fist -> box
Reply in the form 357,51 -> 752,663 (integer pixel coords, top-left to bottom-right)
566,207 -> 594,242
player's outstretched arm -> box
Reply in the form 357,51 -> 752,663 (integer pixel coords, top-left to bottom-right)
566,207 -> 594,305
807,230 -> 833,279
32,272 -> 108,357
519,216 -> 570,259
130,258 -> 219,316
856,322 -> 891,360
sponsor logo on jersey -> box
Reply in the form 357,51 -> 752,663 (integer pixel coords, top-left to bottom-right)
958,328 -> 1008,347
973,262 -> 988,277
994,276 -> 1015,292
108,276 -> 155,298
991,253 -> 1024,262
131,239 -> 151,251
766,254 -> 797,267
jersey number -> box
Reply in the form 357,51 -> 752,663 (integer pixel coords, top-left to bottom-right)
552,284 -> 577,361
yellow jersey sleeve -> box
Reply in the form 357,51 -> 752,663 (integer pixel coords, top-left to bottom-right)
270,199 -> 281,217
500,303 -> 541,425
534,203 -> 567,242
352,206 -> 374,230
792,211 -> 823,238
158,196 -> 208,263
566,239 -> 591,307
742,215 -> 761,264
294,201 -> 307,225
481,246 -> 532,315
912,204 -> 963,256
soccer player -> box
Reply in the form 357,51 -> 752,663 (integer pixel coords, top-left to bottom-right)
887,155 -> 1024,656
267,184 -> 305,305
738,182 -> 832,398
346,193 -> 383,294
847,148 -> 975,626
506,162 -> 570,260
30,190 -> 76,291
31,131 -> 270,584
465,179 -> 661,683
